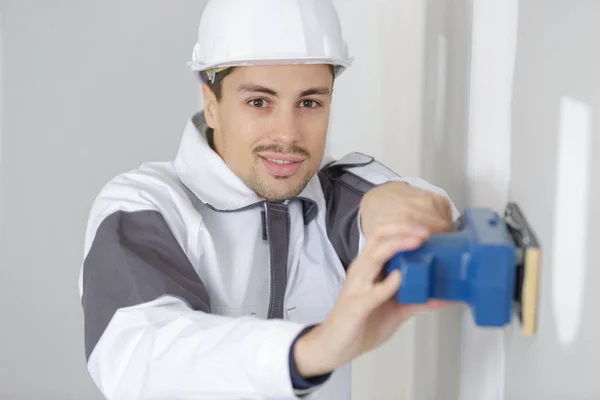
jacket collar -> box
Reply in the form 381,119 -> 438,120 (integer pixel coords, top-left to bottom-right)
173,112 -> 324,223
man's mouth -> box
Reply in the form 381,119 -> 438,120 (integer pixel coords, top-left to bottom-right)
258,153 -> 305,178
264,158 -> 296,165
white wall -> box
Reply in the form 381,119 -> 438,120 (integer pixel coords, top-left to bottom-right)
459,0 -> 517,399
505,0 -> 600,397
331,2 -> 474,399
328,0 -> 426,176
461,0 -> 600,399
329,1 -> 427,398
416,1 -> 473,399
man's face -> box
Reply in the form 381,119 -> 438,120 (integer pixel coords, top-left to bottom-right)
203,64 -> 333,201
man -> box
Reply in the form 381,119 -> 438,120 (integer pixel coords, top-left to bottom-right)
79,0 -> 459,398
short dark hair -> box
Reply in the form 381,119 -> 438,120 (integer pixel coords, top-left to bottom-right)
200,64 -> 337,102
199,67 -> 237,101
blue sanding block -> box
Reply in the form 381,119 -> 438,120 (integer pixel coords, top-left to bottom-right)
385,202 -> 541,335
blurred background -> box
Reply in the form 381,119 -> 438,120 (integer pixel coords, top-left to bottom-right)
0,0 -> 598,399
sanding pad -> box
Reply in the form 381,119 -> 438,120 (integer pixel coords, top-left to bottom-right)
504,202 -> 541,335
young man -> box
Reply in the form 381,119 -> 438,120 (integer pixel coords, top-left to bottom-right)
79,0 -> 459,398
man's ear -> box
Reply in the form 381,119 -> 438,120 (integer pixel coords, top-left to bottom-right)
202,83 -> 219,130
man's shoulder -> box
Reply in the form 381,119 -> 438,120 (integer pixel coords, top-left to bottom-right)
98,161 -> 180,199
83,161 -> 204,253
318,152 -> 401,187
318,152 -> 460,219
88,161 -> 198,222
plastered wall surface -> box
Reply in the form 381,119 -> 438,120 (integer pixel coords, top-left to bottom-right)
330,1 -> 428,398
459,1 -> 600,399
504,1 -> 600,398
415,1 -> 473,399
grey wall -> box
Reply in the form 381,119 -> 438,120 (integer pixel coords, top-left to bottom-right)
505,0 -> 600,398
413,1 -> 472,399
0,1 -> 204,398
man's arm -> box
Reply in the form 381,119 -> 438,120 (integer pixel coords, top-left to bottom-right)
292,180 -> 456,380
81,205 -> 318,400
288,326 -> 333,396
288,154 -> 459,379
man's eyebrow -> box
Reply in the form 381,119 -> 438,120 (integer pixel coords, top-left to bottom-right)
236,85 -> 332,97
236,84 -> 278,96
300,87 -> 331,97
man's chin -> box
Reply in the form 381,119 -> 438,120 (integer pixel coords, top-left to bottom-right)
256,176 -> 309,201
262,187 -> 304,202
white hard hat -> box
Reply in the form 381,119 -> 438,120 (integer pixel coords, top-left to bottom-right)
188,0 -> 353,81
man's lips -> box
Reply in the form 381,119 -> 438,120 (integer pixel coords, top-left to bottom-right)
258,152 -> 305,163
258,153 -> 305,177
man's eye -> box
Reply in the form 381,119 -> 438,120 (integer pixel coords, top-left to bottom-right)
249,99 -> 270,108
300,100 -> 320,108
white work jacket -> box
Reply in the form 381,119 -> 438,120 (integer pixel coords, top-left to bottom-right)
78,112 -> 457,399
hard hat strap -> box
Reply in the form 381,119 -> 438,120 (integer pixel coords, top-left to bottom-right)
206,67 -> 230,83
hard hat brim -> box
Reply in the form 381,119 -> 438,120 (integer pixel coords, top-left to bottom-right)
188,56 -> 353,76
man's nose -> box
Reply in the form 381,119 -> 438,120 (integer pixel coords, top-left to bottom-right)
268,107 -> 302,144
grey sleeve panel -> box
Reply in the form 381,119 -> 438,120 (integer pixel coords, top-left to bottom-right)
318,162 -> 376,270
82,210 -> 211,361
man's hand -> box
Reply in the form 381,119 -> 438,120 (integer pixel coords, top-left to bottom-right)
293,181 -> 455,378
359,181 -> 454,241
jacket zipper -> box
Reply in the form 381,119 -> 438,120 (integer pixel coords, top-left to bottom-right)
264,202 -> 276,319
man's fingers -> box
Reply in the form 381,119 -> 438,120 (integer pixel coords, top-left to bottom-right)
369,234 -> 423,265
371,209 -> 451,239
347,205 -> 453,287
350,234 -> 423,283
404,208 -> 452,233
429,194 -> 454,225
418,299 -> 455,311
367,220 -> 429,242
400,299 -> 455,316
368,269 -> 402,309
